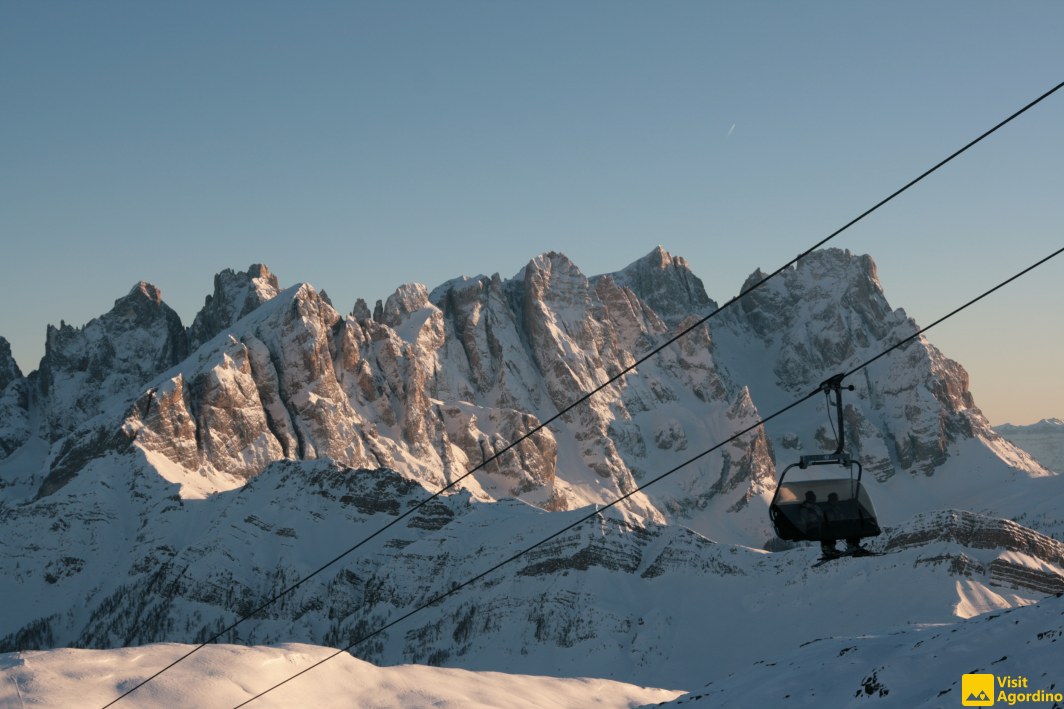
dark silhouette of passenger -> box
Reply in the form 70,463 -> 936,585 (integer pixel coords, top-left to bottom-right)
799,490 -> 823,538
822,491 -> 861,556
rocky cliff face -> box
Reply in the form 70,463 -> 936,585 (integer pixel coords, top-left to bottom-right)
125,282 -> 374,485
605,245 -> 715,327
418,250 -> 768,530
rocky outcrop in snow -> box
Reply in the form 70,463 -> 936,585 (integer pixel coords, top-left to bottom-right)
127,283 -> 373,482
423,250 -> 772,533
885,509 -> 1064,596
0,336 -> 21,392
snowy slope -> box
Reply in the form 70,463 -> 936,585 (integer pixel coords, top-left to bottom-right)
657,591 -> 1064,708
1,454 -> 1060,690
0,643 -> 683,708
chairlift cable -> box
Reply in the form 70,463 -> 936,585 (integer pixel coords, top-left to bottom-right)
843,246 -> 1064,379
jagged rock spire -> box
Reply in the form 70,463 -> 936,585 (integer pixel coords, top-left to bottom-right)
0,336 -> 22,391
188,264 -> 281,349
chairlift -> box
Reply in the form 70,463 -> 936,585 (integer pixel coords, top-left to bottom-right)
769,374 -> 881,544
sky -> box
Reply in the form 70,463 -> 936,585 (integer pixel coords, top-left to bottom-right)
1,1 -> 1061,425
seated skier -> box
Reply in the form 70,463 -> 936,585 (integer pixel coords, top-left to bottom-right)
822,491 -> 862,557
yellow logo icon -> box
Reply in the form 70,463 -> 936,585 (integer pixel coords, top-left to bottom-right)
962,674 -> 995,706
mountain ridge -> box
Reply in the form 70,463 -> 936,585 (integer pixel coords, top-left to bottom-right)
0,247 -> 1050,541
994,418 -> 1064,474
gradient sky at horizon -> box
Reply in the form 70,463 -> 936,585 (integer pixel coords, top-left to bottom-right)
2,1 -> 1061,425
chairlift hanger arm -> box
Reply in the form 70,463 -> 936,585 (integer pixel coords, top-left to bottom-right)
797,373 -> 855,467
818,373 -> 854,457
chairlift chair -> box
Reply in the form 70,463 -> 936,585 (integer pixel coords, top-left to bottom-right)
769,375 -> 882,543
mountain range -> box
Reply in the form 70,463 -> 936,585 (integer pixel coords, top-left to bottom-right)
995,418 -> 1064,474
0,247 -> 1059,705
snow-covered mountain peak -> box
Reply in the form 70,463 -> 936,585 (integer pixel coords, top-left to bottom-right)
735,248 -> 897,344
713,247 -> 1045,485
994,418 -> 1064,474
606,246 -> 715,326
8,247 -> 1048,530
246,262 -> 280,295
428,273 -> 492,302
188,262 -> 282,348
381,282 -> 433,327
795,245 -> 878,280
515,251 -> 589,301
1000,417 -> 1064,432
34,281 -> 188,441
125,280 -> 165,305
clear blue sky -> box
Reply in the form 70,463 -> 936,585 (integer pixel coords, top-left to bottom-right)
2,1 -> 1061,425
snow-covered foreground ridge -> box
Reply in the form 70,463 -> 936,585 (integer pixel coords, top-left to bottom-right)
0,642 -> 684,709
7,593 -> 1064,709
2,537 -> 1062,708
0,247 -> 1060,700
659,590 -> 1064,709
